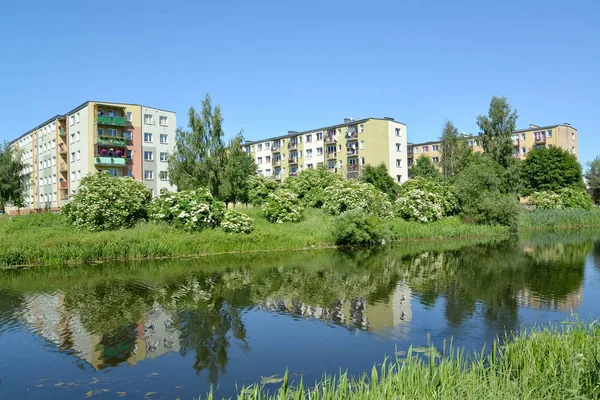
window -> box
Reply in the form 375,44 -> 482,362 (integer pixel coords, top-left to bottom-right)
52,139 -> 56,149
144,151 -> 154,161
547,144 -> 553,149
69,115 -> 75,126
360,157 -> 365,165
306,134 -> 312,143
70,133 -> 75,144
396,175 -> 402,183
396,143 -> 402,152
257,144 -> 262,151
521,147 -> 526,155
107,110 -> 117,117
521,133 -> 526,141
317,132 -> 323,140
77,170 -> 81,180
306,149 -> 312,158
124,131 -> 132,140
432,157 -> 440,163
71,171 -> 76,182
317,147 -> 323,155
468,141 -> 474,147
126,112 -> 132,122
360,124 -> 364,133
257,157 -> 263,164
432,145 -> 439,151
572,133 -> 576,141
408,159 -> 414,166
76,150 -> 81,161
52,174 -> 56,184
572,146 -> 576,154
70,152 -> 75,163
338,159 -> 343,167
159,171 -> 169,181
52,157 -> 56,166
263,142 -> 269,150
337,144 -> 342,152
159,116 -> 168,126
266,156 -> 271,164
160,134 -> 168,144
108,168 -> 118,177
144,170 -> 154,180
76,131 -> 81,141
423,146 -> 429,152
144,133 -> 153,143
107,129 -> 117,137
75,113 -> 80,124
265,169 -> 271,174
127,169 -> 133,177
299,150 -> 303,158
547,129 -> 552,138
98,128 -> 104,136
144,114 -> 154,125
396,159 -> 402,167
126,150 -> 133,159
395,128 -> 401,137
160,152 -> 168,162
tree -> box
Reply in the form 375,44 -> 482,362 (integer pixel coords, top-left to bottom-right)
360,163 -> 399,200
409,156 -> 441,180
585,156 -> 600,204
219,134 -> 257,207
168,93 -> 227,197
439,121 -> 469,179
521,147 -> 584,195
0,141 -> 29,214
477,96 -> 518,169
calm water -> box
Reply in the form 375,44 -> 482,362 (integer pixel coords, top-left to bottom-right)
1,232 -> 600,399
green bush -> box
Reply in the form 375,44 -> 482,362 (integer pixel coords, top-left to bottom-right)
322,180 -> 393,219
530,188 -> 592,210
221,210 -> 254,234
398,177 -> 459,216
248,175 -> 279,206
530,191 -> 564,209
262,189 -> 304,223
148,188 -> 225,231
62,172 -> 151,231
283,166 -> 342,207
331,209 -> 391,246
395,188 -> 444,223
462,193 -> 520,232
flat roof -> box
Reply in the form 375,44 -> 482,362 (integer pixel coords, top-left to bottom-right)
513,124 -> 576,133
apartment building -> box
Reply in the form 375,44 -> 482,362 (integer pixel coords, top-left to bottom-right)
8,101 -> 176,214
244,117 -> 408,183
407,123 -> 578,168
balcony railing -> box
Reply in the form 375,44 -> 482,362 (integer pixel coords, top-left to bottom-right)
60,195 -> 69,201
59,181 -> 68,189
94,115 -> 126,127
326,152 -> 337,159
328,167 -> 337,173
59,146 -> 67,155
272,146 -> 281,152
347,148 -> 359,156
290,171 -> 298,177
513,139 -> 520,147
325,136 -> 336,143
346,132 -> 359,140
273,159 -> 281,166
59,163 -> 68,172
59,128 -> 66,136
534,136 -> 546,144
347,171 -> 359,179
288,142 -> 298,150
94,156 -> 127,166
273,174 -> 282,180
348,165 -> 359,172
288,157 -> 298,164
97,136 -> 128,146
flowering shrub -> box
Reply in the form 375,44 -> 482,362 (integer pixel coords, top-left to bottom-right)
530,191 -> 564,209
262,189 -> 304,223
331,209 -> 391,246
62,172 -> 151,231
148,188 -> 225,231
221,210 -> 254,234
395,188 -> 444,223
248,175 -> 279,206
322,180 -> 393,219
531,188 -> 591,210
399,177 -> 459,216
283,167 -> 343,207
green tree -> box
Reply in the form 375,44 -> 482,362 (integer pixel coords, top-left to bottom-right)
477,96 -> 518,168
439,121 -> 469,179
219,134 -> 257,207
409,156 -> 441,180
0,141 -> 29,213
585,156 -> 600,204
168,93 -> 227,197
521,147 -> 584,195
360,163 -> 399,200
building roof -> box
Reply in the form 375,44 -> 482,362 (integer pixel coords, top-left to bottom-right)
513,123 -> 576,133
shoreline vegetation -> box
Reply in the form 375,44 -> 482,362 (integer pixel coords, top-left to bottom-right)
1,208 -> 600,268
211,319 -> 600,400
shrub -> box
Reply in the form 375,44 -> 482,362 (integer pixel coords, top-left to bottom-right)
262,189 -> 304,223
530,188 -> 592,210
398,177 -> 459,216
62,172 -> 151,231
248,175 -> 279,206
283,167 -> 342,207
331,209 -> 391,246
221,210 -> 254,234
395,189 -> 444,223
530,191 -> 564,210
148,189 -> 225,231
462,193 -> 520,232
322,180 -> 393,219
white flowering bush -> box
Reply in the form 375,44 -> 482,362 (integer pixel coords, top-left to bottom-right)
248,175 -> 279,206
283,167 -> 343,208
395,188 -> 444,223
148,188 -> 225,231
530,191 -> 564,210
530,188 -> 591,210
399,177 -> 459,216
322,180 -> 393,219
262,189 -> 304,223
221,210 -> 254,234
62,172 -> 151,231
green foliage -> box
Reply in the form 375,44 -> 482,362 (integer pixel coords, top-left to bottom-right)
360,163 -> 399,200
409,156 -> 441,180
248,175 -> 279,206
148,188 -> 225,231
398,177 -> 460,216
462,192 -> 520,232
221,210 -> 254,234
0,141 -> 29,212
331,209 -> 391,246
395,189 -> 444,223
477,96 -> 518,168
521,146 -> 584,194
531,188 -> 592,210
519,209 -> 600,230
322,180 -> 394,219
283,166 -> 342,207
439,120 -> 470,179
585,156 -> 600,204
530,191 -> 564,210
62,172 -> 151,231
262,189 -> 304,223
219,134 -> 257,205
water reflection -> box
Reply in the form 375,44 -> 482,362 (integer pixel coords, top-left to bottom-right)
0,233 -> 597,393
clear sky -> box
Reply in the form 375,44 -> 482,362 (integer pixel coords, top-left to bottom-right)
1,0 -> 598,165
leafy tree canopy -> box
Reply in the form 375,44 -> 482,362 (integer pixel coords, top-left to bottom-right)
477,96 -> 518,168
521,147 -> 584,195
585,156 -> 600,204
0,141 -> 29,213
439,121 -> 470,180
360,163 -> 399,200
409,156 -> 441,180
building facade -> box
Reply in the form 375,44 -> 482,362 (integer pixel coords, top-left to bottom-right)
407,123 -> 578,169
244,117 -> 408,183
9,101 -> 176,214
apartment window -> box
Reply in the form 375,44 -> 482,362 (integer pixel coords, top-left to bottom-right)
108,168 -> 118,177
317,147 -> 323,155
69,115 -> 75,126
266,156 -> 271,164
521,147 -> 526,155
257,144 -> 262,151
52,175 -> 56,184
432,157 -> 440,163
521,133 -> 526,141
338,159 -> 343,167
160,134 -> 168,144
432,145 -> 439,151
124,131 -> 132,140
360,124 -> 364,133
144,151 -> 154,161
306,134 -> 312,143
547,129 -> 552,138
126,150 -> 133,159
265,169 -> 271,175
572,133 -> 576,141
75,113 -> 80,124
306,149 -> 312,158
572,146 -> 576,154
70,134 -> 75,144
70,152 -> 75,163
408,159 -> 414,166
299,150 -> 303,158
144,170 -> 154,180
423,146 -> 429,152
360,157 -> 365,165
126,112 -> 132,122
257,157 -> 263,164
547,144 -> 553,149
159,116 -> 168,126
108,110 -> 117,117
359,140 -> 365,150
76,170 -> 81,180
52,157 -> 56,166
127,169 -> 133,177
71,171 -> 76,182
395,128 -> 401,137
76,150 -> 81,161
317,132 -> 323,140
108,129 -> 117,137
144,114 -> 154,125
396,159 -> 402,167
144,133 -> 153,143
52,139 -> 56,149
396,143 -> 402,152
160,152 -> 168,162
468,140 -> 474,147
76,131 -> 80,141
337,144 -> 342,152
159,171 -> 169,181
98,128 -> 104,136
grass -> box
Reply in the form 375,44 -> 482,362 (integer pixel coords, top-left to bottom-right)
519,207 -> 600,231
204,319 -> 600,399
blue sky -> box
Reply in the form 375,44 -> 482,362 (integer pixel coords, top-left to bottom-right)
1,0 -> 598,165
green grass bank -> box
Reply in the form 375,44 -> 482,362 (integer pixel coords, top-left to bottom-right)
212,319 -> 600,400
1,208 -> 599,268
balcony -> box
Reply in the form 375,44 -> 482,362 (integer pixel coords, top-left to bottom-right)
59,128 -> 66,136
97,136 -> 128,146
273,159 -> 281,167
347,148 -> 359,156
288,157 -> 298,165
290,171 -> 298,177
288,142 -> 298,150
272,146 -> 281,153
346,131 -> 359,140
347,171 -> 359,179
59,181 -> 68,189
59,146 -> 67,155
60,195 -> 69,201
59,163 -> 68,172
273,174 -> 282,181
94,156 -> 127,166
94,115 -> 126,127
534,136 -> 546,144
325,136 -> 336,144
513,139 -> 520,147
326,152 -> 337,160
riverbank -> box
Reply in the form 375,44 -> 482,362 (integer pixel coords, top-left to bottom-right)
1,208 -> 599,268
227,319 -> 600,400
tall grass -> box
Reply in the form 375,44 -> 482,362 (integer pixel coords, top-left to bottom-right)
519,208 -> 600,231
204,319 -> 600,399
